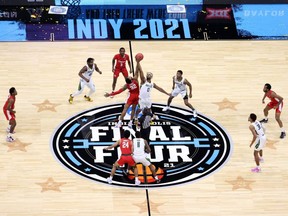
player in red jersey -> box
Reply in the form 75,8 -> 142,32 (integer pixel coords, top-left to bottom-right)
260,83 -> 286,139
3,87 -> 17,142
105,59 -> 140,128
104,130 -> 140,185
111,47 -> 132,93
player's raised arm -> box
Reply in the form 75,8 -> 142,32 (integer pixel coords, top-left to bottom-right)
136,61 -> 146,85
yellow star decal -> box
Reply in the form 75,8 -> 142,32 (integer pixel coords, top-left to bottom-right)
212,98 -> 240,111
226,176 -> 255,191
265,139 -> 279,150
4,139 -> 31,152
133,199 -> 164,213
36,177 -> 66,192
33,99 -> 60,112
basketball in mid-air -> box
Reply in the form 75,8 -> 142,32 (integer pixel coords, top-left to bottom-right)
135,53 -> 144,61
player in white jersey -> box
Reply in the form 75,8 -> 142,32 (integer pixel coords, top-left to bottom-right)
69,58 -> 102,104
133,131 -> 160,183
248,113 -> 266,173
162,70 -> 197,118
134,60 -> 170,123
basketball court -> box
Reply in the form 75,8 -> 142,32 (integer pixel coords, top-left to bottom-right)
0,40 -> 287,215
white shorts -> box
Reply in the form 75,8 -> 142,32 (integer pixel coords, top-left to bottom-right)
171,88 -> 187,99
139,97 -> 152,109
254,135 -> 266,151
133,155 -> 151,167
79,79 -> 95,91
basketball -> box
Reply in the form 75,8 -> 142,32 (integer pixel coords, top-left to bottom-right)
127,164 -> 164,183
135,53 -> 144,61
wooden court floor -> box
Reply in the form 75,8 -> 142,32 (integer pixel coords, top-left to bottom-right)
0,41 -> 287,216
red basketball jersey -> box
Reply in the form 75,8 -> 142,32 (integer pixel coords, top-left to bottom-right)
119,138 -> 133,155
3,95 -> 15,110
114,54 -> 129,69
127,80 -> 139,95
266,90 -> 279,104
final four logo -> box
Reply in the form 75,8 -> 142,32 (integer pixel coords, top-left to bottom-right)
51,103 -> 233,188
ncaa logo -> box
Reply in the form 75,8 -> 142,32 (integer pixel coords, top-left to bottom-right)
51,103 -> 233,188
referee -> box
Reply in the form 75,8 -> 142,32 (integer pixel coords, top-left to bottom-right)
139,107 -> 154,144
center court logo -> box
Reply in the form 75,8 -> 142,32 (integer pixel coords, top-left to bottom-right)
51,103 -> 233,188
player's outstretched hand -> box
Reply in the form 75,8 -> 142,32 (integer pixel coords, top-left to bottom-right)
104,92 -> 110,98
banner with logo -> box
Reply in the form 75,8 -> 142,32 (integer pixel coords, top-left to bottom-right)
0,4 -> 287,41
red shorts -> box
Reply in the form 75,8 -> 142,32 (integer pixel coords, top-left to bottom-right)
117,155 -> 135,166
126,94 -> 139,105
3,109 -> 15,120
268,101 -> 283,113
114,67 -> 128,78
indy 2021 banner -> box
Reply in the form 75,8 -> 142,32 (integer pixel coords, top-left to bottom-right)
0,3 -> 288,41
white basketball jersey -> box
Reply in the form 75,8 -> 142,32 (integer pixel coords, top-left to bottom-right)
140,81 -> 154,99
133,138 -> 146,157
174,76 -> 186,91
252,120 -> 265,136
82,64 -> 95,80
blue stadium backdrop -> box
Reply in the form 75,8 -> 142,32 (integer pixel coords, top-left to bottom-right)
0,0 -> 287,41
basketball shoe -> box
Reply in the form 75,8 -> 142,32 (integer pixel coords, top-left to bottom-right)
68,94 -> 73,104
260,118 -> 268,123
135,179 -> 141,186
84,95 -> 93,102
155,176 -> 161,183
6,136 -> 15,142
107,177 -> 113,184
162,106 -> 170,112
251,167 -> 261,173
192,109 -> 197,118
